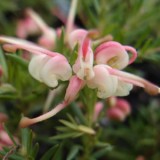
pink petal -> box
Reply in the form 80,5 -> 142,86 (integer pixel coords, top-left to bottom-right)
95,41 -> 137,69
87,65 -> 118,98
107,67 -> 160,95
64,75 -> 84,103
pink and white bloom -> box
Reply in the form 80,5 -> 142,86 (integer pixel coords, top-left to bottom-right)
107,107 -> 126,121
29,54 -> 72,88
72,36 -> 95,80
0,26 -> 159,127
0,36 -> 72,88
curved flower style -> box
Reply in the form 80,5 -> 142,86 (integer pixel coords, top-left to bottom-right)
0,26 -> 160,127
0,36 -> 72,88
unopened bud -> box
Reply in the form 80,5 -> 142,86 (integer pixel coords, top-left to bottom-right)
107,107 -> 125,122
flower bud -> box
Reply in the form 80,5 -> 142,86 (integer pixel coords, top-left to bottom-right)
107,107 -> 125,121
116,98 -> 131,116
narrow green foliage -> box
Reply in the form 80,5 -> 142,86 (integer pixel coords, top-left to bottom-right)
6,54 -> 28,69
66,145 -> 81,160
0,47 -> 8,80
55,27 -> 65,53
40,144 -> 59,160
3,124 -> 18,145
20,128 -> 38,159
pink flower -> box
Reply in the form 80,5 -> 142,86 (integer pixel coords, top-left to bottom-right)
0,36 -> 72,88
0,1 -> 160,127
94,41 -> 137,69
0,32 -> 159,127
115,98 -> 131,116
107,97 -> 131,121
72,36 -> 95,80
107,107 -> 126,121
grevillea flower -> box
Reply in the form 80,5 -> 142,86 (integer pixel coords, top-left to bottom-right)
0,36 -> 72,88
0,31 -> 159,127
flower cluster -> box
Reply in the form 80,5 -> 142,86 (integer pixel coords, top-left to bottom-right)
0,0 -> 159,128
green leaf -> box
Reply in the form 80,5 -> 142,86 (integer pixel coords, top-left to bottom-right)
77,125 -> 95,135
6,53 -> 28,69
0,83 -> 17,94
70,102 -> 87,125
66,114 -> 77,125
40,145 -> 59,160
21,128 -> 36,158
0,47 -> 8,79
50,132 -> 79,140
59,119 -> 77,130
92,146 -> 113,158
55,27 -> 65,53
3,124 -> 18,145
66,145 -> 80,160
31,143 -> 39,158
52,143 -> 64,160
69,44 -> 78,65
95,142 -> 112,148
